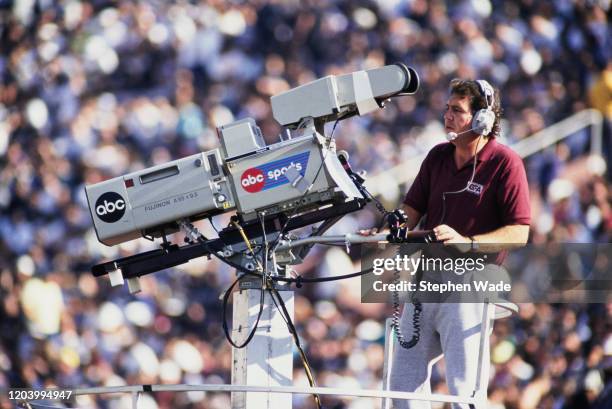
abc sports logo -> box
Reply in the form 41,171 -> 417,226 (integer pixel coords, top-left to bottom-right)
95,192 -> 126,223
240,152 -> 309,194
240,168 -> 265,193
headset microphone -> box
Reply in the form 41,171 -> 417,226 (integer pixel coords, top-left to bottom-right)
446,128 -> 474,141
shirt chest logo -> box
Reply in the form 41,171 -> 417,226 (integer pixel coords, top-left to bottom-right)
467,182 -> 483,196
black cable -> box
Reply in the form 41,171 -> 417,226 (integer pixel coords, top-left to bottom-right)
391,264 -> 422,349
258,212 -> 270,272
273,268 -> 372,285
208,217 -> 220,234
269,287 -> 322,409
196,233 -> 266,350
221,274 -> 267,349
364,186 -> 389,216
360,185 -> 392,232
342,168 -> 391,232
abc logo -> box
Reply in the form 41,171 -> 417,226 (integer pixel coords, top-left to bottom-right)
240,168 -> 265,193
95,192 -> 126,223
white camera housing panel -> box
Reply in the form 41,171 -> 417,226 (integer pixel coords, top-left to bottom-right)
86,149 -> 235,246
271,64 -> 417,127
226,132 -> 343,220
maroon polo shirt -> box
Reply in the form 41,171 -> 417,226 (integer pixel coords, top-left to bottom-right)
404,138 -> 531,237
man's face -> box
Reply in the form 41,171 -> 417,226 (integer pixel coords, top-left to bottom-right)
444,94 -> 473,139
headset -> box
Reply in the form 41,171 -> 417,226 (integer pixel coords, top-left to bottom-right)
446,79 -> 496,141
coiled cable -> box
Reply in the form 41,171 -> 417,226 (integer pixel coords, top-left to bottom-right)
391,263 -> 422,349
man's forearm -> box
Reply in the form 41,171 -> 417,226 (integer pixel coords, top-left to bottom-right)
471,224 -> 529,252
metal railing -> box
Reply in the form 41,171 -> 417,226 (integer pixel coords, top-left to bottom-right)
9,384 -> 486,408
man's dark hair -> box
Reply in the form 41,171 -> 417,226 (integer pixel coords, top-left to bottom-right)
449,79 -> 502,138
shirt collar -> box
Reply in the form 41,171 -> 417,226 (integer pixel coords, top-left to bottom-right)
448,138 -> 497,172
475,138 -> 497,162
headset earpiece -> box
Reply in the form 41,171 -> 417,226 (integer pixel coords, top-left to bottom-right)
472,80 -> 495,136
472,109 -> 495,135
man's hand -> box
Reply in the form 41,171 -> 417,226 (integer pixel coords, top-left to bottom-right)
358,228 -> 379,236
433,224 -> 471,252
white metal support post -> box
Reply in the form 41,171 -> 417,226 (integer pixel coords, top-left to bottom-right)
382,319 -> 395,409
471,299 -> 494,408
231,286 -> 294,409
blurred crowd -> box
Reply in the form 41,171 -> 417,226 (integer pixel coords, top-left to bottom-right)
0,0 -> 610,408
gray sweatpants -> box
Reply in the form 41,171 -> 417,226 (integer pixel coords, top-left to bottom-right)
389,302 -> 492,409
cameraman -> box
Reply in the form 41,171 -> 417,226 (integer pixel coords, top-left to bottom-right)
389,79 -> 530,409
